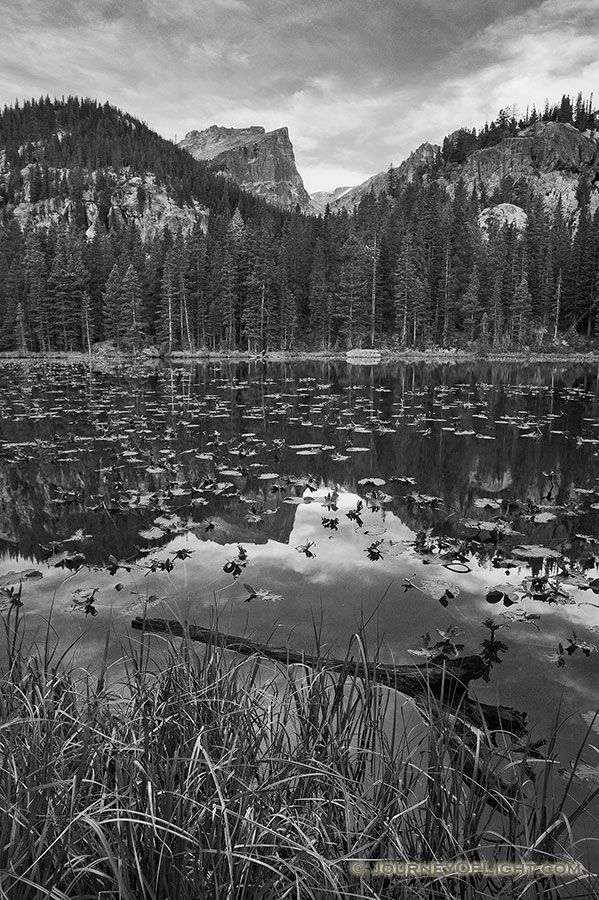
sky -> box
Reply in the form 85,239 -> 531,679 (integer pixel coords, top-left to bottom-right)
2,0 -> 599,193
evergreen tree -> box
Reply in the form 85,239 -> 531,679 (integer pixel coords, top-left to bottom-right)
46,227 -> 90,350
120,264 -> 144,349
336,234 -> 370,348
102,262 -> 125,348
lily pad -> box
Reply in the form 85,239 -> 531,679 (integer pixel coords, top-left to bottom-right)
486,584 -> 520,606
0,569 -> 43,589
512,545 -> 562,560
532,511 -> 558,523
474,498 -> 502,510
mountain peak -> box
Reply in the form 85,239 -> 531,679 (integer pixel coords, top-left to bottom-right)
179,124 -> 311,209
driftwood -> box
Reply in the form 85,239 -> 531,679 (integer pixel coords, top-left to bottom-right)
131,617 -> 526,737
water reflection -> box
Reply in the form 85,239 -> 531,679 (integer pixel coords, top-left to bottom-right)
1,359 -> 599,760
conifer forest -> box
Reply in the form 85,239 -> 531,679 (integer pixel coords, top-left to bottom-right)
0,95 -> 598,354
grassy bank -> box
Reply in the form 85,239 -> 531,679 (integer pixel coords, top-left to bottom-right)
1,608 -> 597,900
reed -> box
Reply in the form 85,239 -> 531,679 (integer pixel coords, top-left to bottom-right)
0,604 -> 596,899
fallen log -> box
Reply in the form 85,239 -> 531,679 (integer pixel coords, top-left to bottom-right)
131,616 -> 529,812
132,616 -> 484,693
130,617 -> 525,735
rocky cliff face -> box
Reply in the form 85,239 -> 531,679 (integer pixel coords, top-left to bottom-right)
179,125 -> 311,210
314,122 -> 599,218
10,168 -> 208,240
456,121 -> 599,215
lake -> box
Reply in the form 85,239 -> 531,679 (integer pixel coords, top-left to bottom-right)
1,357 -> 599,771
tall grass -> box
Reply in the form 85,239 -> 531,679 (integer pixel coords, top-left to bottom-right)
0,604 -> 597,899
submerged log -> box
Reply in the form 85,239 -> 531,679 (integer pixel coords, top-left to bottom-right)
131,616 -> 528,814
131,617 -> 526,734
131,616 -> 484,695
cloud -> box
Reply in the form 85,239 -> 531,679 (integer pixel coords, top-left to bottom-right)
1,0 -> 597,192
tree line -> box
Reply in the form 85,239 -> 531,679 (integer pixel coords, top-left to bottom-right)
0,96 -> 598,353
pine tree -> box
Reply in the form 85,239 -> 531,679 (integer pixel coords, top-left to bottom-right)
23,230 -> 48,351
460,266 -> 480,343
309,238 -> 333,349
120,264 -> 144,349
513,274 -> 533,344
394,231 -> 430,346
46,227 -> 90,350
336,234 -> 370,348
102,262 -> 124,348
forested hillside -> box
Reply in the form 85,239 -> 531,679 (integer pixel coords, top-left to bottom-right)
0,95 -> 598,353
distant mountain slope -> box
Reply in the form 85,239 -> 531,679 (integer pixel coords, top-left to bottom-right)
455,121 -> 599,215
314,121 -> 599,216
312,142 -> 440,212
0,97 -> 275,238
179,125 -> 312,211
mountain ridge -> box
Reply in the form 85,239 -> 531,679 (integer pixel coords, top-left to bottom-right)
179,124 -> 312,211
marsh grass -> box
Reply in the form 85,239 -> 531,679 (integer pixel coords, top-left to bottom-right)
0,604 -> 597,900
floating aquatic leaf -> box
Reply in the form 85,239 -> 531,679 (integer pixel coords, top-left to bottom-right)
321,517 -> 339,530
0,569 -> 42,589
45,550 -> 86,570
346,501 -> 364,527
532,511 -> 558,523
474,498 -> 502,510
139,526 -> 165,541
420,578 -> 460,608
358,477 -> 386,487
322,491 -> 339,510
69,587 -> 98,616
407,493 -> 444,508
365,540 -> 384,561
295,541 -> 316,558
172,548 -> 194,561
500,610 -> 541,629
486,584 -> 520,607
512,545 -> 563,560
243,584 -> 282,603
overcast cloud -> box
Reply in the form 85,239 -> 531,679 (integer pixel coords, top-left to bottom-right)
1,0 -> 598,191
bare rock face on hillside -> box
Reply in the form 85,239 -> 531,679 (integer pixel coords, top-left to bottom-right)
179,125 -> 312,211
463,122 -> 598,182
478,203 -> 528,240
457,122 -> 599,215
10,168 -> 207,240
314,121 -> 599,219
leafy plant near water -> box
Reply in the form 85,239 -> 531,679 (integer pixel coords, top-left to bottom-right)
1,602 -> 597,900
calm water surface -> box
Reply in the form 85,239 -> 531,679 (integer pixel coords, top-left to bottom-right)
1,357 -> 599,766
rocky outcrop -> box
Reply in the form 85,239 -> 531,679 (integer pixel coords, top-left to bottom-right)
314,122 -> 599,219
4,166 -> 207,240
457,122 -> 599,215
179,125 -> 311,210
463,122 -> 598,184
313,142 -> 439,213
478,203 -> 528,240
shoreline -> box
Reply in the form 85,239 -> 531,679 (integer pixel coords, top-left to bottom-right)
1,348 -> 599,365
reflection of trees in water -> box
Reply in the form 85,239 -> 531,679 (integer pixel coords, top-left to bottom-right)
1,360 -> 599,570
